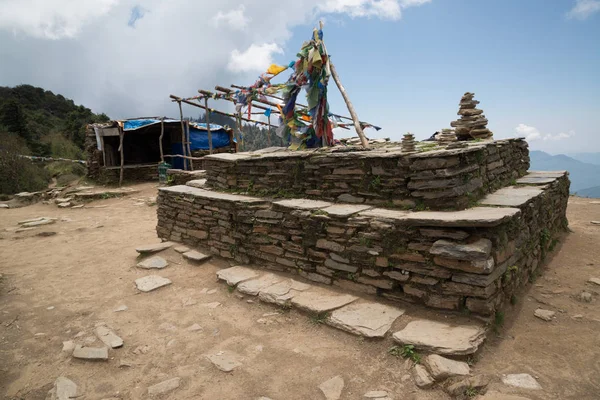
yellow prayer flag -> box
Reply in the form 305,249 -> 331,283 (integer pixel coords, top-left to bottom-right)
266,64 -> 288,75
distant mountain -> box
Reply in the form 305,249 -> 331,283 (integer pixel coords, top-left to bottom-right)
567,153 -> 600,166
529,151 -> 600,198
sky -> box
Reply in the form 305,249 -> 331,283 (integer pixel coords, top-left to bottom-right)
0,0 -> 599,154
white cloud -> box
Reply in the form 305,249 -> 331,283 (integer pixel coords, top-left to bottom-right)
0,0 -> 119,39
566,0 -> 600,20
318,0 -> 429,20
515,124 -> 575,142
228,43 -> 284,73
213,5 -> 250,30
515,124 -> 542,141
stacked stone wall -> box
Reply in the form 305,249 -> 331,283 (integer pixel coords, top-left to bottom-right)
156,172 -> 568,316
204,139 -> 529,210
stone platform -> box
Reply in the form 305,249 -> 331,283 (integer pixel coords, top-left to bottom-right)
202,139 -> 529,210
156,170 -> 569,316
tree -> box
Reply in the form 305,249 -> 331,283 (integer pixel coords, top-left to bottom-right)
0,99 -> 28,141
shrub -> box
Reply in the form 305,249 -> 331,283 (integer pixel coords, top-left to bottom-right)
0,132 -> 50,194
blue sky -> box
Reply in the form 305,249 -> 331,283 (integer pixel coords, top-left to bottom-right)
0,0 -> 598,154
278,0 -> 600,152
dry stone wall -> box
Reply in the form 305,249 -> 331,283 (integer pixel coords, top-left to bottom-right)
203,139 -> 529,210
156,171 -> 569,316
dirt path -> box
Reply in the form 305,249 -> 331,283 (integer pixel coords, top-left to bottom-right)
0,184 -> 599,399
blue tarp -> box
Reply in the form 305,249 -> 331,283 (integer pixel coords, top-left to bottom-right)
123,119 -> 179,130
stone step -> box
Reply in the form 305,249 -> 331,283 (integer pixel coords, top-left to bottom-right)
516,170 -> 567,185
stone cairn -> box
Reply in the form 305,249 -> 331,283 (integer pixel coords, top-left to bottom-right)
401,133 -> 416,152
437,128 -> 457,145
451,92 -> 493,140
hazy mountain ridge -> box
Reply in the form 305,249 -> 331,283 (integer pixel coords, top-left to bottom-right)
529,150 -> 600,198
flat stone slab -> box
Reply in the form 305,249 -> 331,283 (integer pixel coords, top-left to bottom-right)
135,275 -> 172,292
174,246 -> 190,253
21,218 -> 56,227
424,354 -> 470,379
72,345 -> 108,360
159,185 -> 265,203
18,217 -> 53,225
148,377 -> 181,396
203,152 -> 253,162
479,391 -> 532,400
95,325 -> 123,348
413,364 -> 434,389
49,377 -> 78,400
205,351 -> 242,372
321,204 -> 373,217
392,320 -> 486,355
516,176 -> 556,184
430,238 -> 492,261
360,207 -> 520,227
258,279 -> 312,305
291,289 -> 357,313
136,256 -> 168,270
237,274 -> 282,296
135,241 -> 174,254
182,250 -> 211,262
501,373 -> 542,390
186,179 -> 207,188
318,376 -> 344,400
327,302 -> 405,338
274,198 -> 333,210
217,266 -> 259,286
588,277 -> 600,286
481,186 -> 544,207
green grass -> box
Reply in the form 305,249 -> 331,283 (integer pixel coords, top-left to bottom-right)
310,312 -> 328,325
388,344 -> 421,364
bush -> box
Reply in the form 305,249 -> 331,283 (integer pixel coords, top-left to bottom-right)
42,132 -> 84,159
0,132 -> 51,194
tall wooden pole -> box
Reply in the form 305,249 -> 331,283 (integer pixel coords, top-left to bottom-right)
330,62 -> 369,148
159,117 -> 165,163
204,98 -> 213,154
267,114 -> 272,147
177,101 -> 188,170
186,120 -> 194,170
118,128 -> 124,187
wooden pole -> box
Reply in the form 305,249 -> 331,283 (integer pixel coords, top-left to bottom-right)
330,62 -> 369,148
204,98 -> 213,154
186,120 -> 194,170
267,114 -> 272,147
177,101 -> 188,170
159,117 -> 165,163
118,128 -> 124,187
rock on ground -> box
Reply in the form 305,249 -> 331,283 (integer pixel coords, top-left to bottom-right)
445,374 -> 490,396
95,325 -> 123,348
588,277 -> 600,286
501,373 -> 542,390
237,274 -> 282,296
62,340 -> 75,353
47,376 -> 77,400
318,376 -> 344,400
135,241 -> 173,254
182,250 -> 211,262
135,275 -> 172,292
136,256 -> 168,270
478,391 -> 532,400
413,364 -> 434,389
147,377 -> 181,396
363,390 -> 390,399
327,302 -> 405,338
205,351 -> 242,372
72,345 -> 108,360
258,279 -> 311,306
216,266 -> 260,286
174,246 -> 190,253
424,354 -> 470,380
392,320 -> 486,355
534,308 -> 556,321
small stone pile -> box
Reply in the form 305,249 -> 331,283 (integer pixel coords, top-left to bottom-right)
401,133 -> 416,153
451,92 -> 493,140
437,129 -> 457,145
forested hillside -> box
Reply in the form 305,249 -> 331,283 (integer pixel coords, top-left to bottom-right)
0,85 -> 109,194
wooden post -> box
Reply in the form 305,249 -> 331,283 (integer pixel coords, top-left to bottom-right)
267,114 -> 272,147
204,98 -> 213,154
159,117 -> 165,163
186,120 -> 194,170
330,62 -> 369,148
177,101 -> 188,170
118,128 -> 124,187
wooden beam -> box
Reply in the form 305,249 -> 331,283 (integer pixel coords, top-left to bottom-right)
186,120 -> 194,170
118,128 -> 125,187
177,100 -> 188,170
204,97 -> 213,154
159,117 -> 164,163
330,61 -> 369,148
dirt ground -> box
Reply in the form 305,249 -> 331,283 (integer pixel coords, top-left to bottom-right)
0,183 -> 599,400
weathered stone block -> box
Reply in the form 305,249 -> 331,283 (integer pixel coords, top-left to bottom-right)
430,238 -> 492,261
